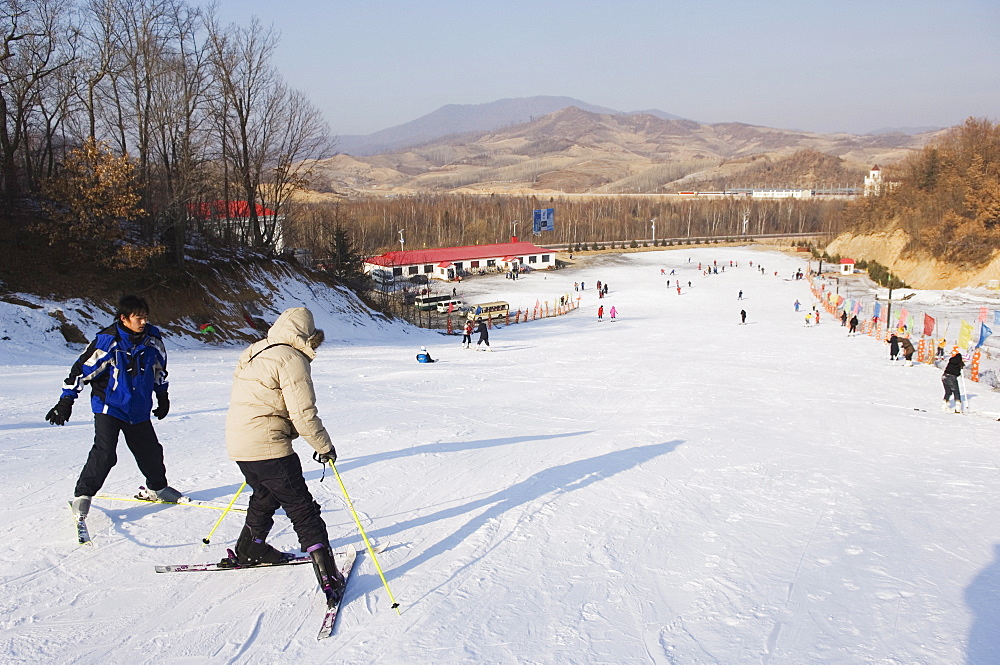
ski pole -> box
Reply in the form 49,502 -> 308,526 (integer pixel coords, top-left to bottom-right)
329,461 -> 401,614
202,482 -> 247,545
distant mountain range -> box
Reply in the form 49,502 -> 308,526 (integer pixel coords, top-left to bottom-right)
310,98 -> 945,196
333,96 -> 689,156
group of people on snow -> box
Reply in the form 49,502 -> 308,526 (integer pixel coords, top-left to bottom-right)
47,296 -> 347,608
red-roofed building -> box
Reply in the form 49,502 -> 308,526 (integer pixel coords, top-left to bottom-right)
365,238 -> 557,282
187,200 -> 286,249
839,258 -> 856,275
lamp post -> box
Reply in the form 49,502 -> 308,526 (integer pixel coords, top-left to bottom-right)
398,229 -> 405,254
511,220 -> 518,240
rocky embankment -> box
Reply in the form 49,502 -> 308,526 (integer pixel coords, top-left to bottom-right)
826,230 -> 1000,289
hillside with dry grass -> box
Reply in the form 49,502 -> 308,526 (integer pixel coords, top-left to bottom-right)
827,118 -> 1000,288
310,107 -> 941,196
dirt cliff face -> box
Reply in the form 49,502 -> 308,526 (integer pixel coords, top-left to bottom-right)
827,230 -> 1000,289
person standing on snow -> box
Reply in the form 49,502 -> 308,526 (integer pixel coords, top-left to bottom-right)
224,307 -> 345,607
849,315 -> 859,335
888,333 -> 900,362
942,351 -> 965,412
740,309 -> 747,324
475,317 -> 491,350
840,311 -> 848,326
461,319 -> 473,349
46,295 -> 181,518
899,336 -> 916,366
598,305 -> 604,321
609,306 -> 617,321
794,300 -> 801,312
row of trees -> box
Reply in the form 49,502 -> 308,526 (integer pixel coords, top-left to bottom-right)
843,118 -> 1000,265
2,0 -> 329,266
284,194 -> 848,260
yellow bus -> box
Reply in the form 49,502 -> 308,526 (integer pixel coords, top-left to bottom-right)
469,301 -> 509,320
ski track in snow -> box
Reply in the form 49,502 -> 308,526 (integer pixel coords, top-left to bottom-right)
2,247 -> 1000,664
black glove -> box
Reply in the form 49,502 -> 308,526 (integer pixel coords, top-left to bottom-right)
45,397 -> 74,426
152,393 -> 170,420
313,447 -> 337,465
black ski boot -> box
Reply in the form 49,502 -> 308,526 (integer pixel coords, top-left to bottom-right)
308,543 -> 346,607
234,526 -> 289,566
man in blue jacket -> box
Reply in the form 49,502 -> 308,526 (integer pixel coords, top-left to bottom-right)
45,295 -> 182,517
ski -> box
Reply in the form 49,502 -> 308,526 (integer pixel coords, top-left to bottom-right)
93,491 -> 248,512
69,501 -> 92,545
155,552 -> 312,573
317,547 -> 358,640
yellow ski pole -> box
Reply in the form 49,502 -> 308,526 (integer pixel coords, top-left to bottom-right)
202,482 -> 247,545
330,461 -> 400,613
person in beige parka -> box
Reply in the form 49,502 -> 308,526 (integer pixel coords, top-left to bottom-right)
224,307 -> 344,605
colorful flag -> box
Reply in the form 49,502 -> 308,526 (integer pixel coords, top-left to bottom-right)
836,295 -> 845,308
958,320 -> 974,349
873,302 -> 882,319
993,310 -> 1000,326
923,314 -> 935,336
978,307 -> 989,322
978,323 -> 993,348
853,300 -> 862,315
908,315 -> 915,334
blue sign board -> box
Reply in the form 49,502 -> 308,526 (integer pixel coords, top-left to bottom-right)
533,208 -> 555,233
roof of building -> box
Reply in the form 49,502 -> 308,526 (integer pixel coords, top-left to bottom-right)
365,241 -> 554,267
840,258 -> 856,264
187,200 -> 277,220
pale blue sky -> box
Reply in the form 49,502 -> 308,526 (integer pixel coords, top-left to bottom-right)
213,0 -> 999,136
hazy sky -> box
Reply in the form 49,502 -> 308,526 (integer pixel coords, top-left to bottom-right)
212,0 -> 999,137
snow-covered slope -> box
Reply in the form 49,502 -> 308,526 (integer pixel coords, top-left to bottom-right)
1,248 -> 998,665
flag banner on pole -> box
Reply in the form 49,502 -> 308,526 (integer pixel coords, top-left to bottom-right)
993,310 -> 1000,326
873,302 -> 882,319
836,295 -> 845,308
853,300 -> 862,315
978,323 -> 993,348
923,314 -> 936,336
978,307 -> 989,323
958,320 -> 974,349
908,314 -> 915,334
898,308 -> 909,330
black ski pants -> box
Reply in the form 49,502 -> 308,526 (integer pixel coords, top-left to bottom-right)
236,453 -> 329,551
942,374 -> 962,402
75,414 -> 167,497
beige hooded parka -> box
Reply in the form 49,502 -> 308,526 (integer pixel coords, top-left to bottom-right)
225,307 -> 334,462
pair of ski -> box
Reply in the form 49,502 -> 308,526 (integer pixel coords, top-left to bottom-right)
156,547 -> 357,639
70,489 -> 248,545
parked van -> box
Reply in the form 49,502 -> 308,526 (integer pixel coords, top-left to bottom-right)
435,299 -> 464,313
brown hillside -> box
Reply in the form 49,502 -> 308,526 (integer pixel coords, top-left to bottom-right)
312,107 -> 941,196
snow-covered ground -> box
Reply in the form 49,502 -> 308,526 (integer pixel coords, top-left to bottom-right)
2,247 -> 999,665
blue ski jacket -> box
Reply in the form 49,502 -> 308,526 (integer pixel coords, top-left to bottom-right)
60,322 -> 169,424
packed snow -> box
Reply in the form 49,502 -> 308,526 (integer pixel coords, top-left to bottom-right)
1,247 -> 999,665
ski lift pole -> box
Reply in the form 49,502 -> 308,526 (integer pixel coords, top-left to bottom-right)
201,481 -> 247,545
329,461 -> 401,614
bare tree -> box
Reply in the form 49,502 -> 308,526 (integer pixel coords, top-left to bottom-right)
204,13 -> 280,248
1,0 -> 75,207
